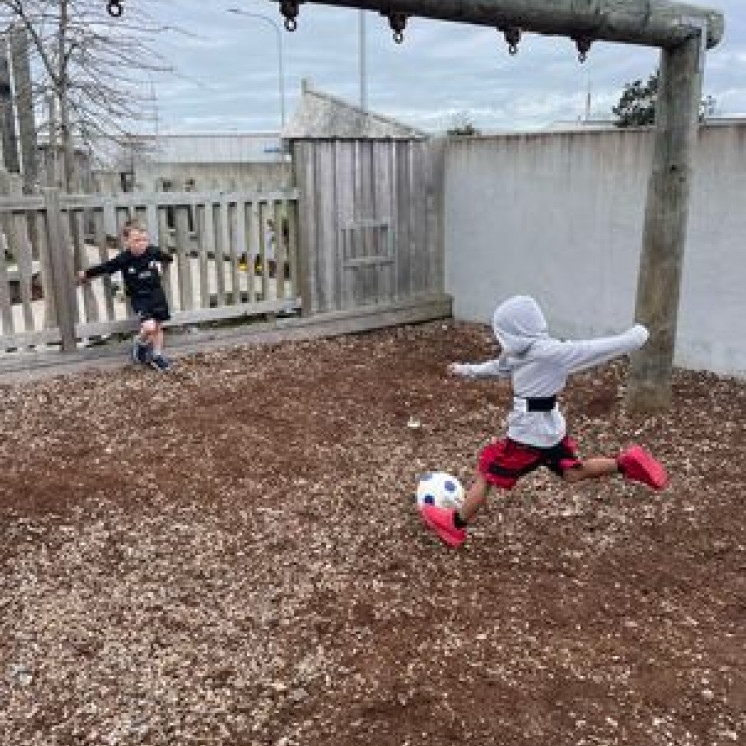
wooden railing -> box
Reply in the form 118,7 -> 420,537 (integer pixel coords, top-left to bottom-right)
0,188 -> 301,353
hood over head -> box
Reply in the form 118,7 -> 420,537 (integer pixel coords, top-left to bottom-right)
492,295 -> 548,355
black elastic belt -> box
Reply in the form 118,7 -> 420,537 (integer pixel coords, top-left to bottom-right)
526,395 -> 557,412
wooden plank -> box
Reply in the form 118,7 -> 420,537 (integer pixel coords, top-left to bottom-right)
12,213 -> 37,332
248,200 -> 262,303
388,140 -> 400,302
0,326 -> 62,349
92,210 -> 116,321
425,139 -> 446,296
102,198 -> 117,238
195,204 -> 211,309
0,233 -> 14,335
258,201 -> 271,302
71,209 -> 99,324
156,206 -> 174,311
0,194 -> 45,211
411,142 -> 429,294
174,206 -> 194,311
395,140 -> 412,300
293,141 -> 317,315
362,141 -> 379,305
211,200 -> 227,306
234,199 -> 253,304
343,256 -> 395,268
306,144 -> 324,312
144,198 -> 159,242
34,211 -> 57,329
286,198 -> 299,304
0,189 -> 301,214
226,199 -> 241,305
42,189 -> 76,352
315,141 -> 337,313
272,200 -> 286,302
74,297 -> 302,337
201,202 -> 220,306
337,141 -> 355,310
218,197 -> 234,305
164,297 -> 300,326
374,140 -> 395,304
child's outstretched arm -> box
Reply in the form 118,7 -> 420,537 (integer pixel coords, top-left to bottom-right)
555,324 -> 649,374
77,254 -> 125,284
449,356 -> 512,379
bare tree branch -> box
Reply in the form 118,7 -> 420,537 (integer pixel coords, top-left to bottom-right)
0,0 -> 179,189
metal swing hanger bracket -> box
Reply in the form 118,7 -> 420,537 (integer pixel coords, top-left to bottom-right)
106,0 -> 124,17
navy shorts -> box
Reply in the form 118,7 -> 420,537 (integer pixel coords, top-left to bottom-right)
131,290 -> 170,323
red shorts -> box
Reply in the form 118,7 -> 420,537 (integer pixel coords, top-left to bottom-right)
478,436 -> 581,489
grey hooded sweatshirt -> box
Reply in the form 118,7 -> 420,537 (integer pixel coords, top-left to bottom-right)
452,295 -> 649,447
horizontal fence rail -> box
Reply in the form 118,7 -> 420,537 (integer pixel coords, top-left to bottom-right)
0,188 -> 301,353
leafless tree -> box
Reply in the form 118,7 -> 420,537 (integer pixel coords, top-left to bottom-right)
0,0 -> 177,190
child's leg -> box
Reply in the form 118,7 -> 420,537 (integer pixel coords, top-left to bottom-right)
139,318 -> 158,346
152,322 -> 164,355
564,447 -> 668,490
456,474 -> 492,525
563,457 -> 619,483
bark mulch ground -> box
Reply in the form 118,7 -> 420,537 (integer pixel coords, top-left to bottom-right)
1,321 -> 744,746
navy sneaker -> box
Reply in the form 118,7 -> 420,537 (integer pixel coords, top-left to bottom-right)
149,354 -> 172,372
131,340 -> 151,365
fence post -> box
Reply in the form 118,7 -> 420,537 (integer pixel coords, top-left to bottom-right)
292,142 -> 315,317
43,188 -> 77,352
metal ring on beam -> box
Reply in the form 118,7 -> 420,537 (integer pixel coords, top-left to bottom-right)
106,0 -> 123,17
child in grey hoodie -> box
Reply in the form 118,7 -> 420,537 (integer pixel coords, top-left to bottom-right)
420,295 -> 668,548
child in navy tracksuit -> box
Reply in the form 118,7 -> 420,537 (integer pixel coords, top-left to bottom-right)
420,295 -> 668,548
78,220 -> 174,371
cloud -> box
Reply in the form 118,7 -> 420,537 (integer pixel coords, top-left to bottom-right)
144,0 -> 746,133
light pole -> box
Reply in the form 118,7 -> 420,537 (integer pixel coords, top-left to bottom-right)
359,10 -> 367,112
227,7 -> 286,129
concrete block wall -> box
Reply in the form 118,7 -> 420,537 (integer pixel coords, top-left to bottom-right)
442,124 -> 746,378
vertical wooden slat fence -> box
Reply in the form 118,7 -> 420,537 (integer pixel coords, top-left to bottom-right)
0,188 -> 301,354
292,138 -> 443,316
1,139 -> 450,367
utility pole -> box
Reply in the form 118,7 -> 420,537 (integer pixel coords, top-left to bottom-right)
359,10 -> 367,111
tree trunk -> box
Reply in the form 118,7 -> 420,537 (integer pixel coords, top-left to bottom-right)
10,25 -> 38,193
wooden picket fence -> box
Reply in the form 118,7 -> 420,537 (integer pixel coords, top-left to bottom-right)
0,139 -> 451,369
0,188 -> 301,353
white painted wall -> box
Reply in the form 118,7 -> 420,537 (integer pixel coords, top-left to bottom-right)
443,124 -> 746,378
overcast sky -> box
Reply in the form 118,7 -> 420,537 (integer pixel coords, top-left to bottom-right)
145,0 -> 745,134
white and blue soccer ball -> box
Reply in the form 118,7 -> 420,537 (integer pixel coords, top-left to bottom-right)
415,471 -> 465,511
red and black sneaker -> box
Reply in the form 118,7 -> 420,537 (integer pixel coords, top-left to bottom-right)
419,504 -> 467,548
618,445 -> 668,490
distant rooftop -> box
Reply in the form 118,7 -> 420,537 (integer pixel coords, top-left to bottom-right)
143,132 -> 287,164
281,80 -> 428,140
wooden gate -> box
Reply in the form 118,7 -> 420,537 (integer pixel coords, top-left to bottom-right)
292,139 -> 444,314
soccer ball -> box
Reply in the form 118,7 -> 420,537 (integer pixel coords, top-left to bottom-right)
415,471 -> 465,511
